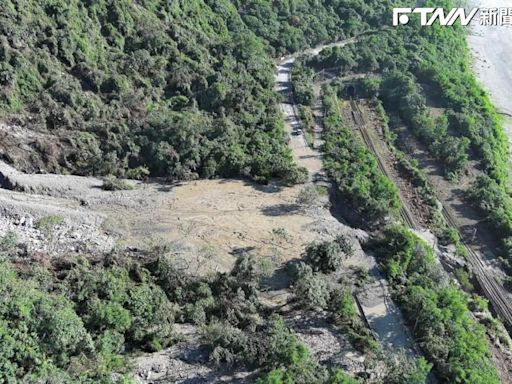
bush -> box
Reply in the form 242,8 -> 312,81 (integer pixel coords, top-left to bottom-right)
322,85 -> 401,225
35,215 -> 63,232
284,166 -> 309,185
2,0 -> 302,183
302,236 -> 353,273
374,226 -> 499,384
0,261 -> 99,381
293,269 -> 330,310
329,288 -> 357,321
0,231 -> 18,253
381,352 -> 432,384
466,175 -> 512,268
259,317 -> 327,384
308,15 -> 508,184
292,64 -> 314,106
205,322 -> 250,366
102,175 -> 134,191
296,185 -> 328,207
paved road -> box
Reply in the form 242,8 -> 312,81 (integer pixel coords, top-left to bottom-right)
275,39 -> 357,183
276,59 -> 325,182
274,40 -> 420,358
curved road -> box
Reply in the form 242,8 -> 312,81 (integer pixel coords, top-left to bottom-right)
274,39 -> 420,358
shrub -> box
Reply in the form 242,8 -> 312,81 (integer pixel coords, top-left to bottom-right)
296,185 -> 328,207
293,270 -> 330,310
102,175 -> 134,191
381,352 -> 432,384
322,85 -> 401,225
35,215 -> 63,232
261,317 -> 327,384
302,237 -> 351,273
329,288 -> 357,321
0,231 -> 18,254
205,321 -> 250,366
284,166 -> 309,185
374,226 -> 499,384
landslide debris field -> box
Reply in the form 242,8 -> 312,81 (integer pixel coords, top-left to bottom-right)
3,1 -> 512,383
1,40 -> 512,382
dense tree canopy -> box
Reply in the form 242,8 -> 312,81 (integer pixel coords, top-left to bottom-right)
0,0 -> 288,181
306,0 -> 508,183
0,0 -> 400,183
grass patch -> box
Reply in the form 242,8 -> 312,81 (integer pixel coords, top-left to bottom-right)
35,215 -> 63,232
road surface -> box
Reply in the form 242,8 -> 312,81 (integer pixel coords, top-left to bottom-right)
274,39 -> 420,357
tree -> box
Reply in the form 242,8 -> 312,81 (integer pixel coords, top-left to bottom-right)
293,270 -> 330,310
303,236 -> 353,273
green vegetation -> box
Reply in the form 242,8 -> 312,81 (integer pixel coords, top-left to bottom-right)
0,259 -> 132,382
292,63 -> 314,106
234,0 -> 396,55
1,0 -> 302,182
379,72 -> 470,180
35,214 -> 64,232
0,0 -> 400,184
1,0 -> 508,382
1,232 -> 430,383
292,62 -> 316,148
292,264 -> 331,310
467,175 -> 512,272
371,96 -> 466,249
102,175 -> 134,191
255,317 -> 358,384
0,249 -> 252,381
0,231 -> 18,253
303,235 -> 353,273
283,235 -> 430,379
307,0 -> 508,184
329,285 -> 378,353
298,105 -> 315,147
322,84 -> 401,226
296,184 -> 328,207
289,237 -> 378,354
0,245 -> 264,381
373,226 -> 499,384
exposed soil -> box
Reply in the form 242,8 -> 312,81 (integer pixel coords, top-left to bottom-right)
392,116 -> 507,279
277,50 -> 419,359
0,157 -> 363,272
338,98 -> 432,230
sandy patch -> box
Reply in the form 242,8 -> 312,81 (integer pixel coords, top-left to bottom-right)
468,1 -> 512,143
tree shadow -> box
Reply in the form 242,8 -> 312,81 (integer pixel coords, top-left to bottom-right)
261,203 -> 301,217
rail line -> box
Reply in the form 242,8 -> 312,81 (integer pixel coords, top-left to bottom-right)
442,206 -> 512,328
349,99 -> 417,229
348,98 -> 512,330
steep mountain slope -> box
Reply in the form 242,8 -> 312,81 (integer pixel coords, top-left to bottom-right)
0,0 -> 290,181
0,0 -> 395,182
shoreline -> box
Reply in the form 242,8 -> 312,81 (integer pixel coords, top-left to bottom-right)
467,1 -> 512,145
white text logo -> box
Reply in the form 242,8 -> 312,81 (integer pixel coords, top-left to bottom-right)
393,8 -> 479,26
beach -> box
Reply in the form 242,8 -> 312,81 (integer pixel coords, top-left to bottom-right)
467,1 -> 512,144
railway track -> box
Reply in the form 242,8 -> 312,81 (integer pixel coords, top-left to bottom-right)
348,98 -> 512,329
442,206 -> 512,328
349,99 -> 417,229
